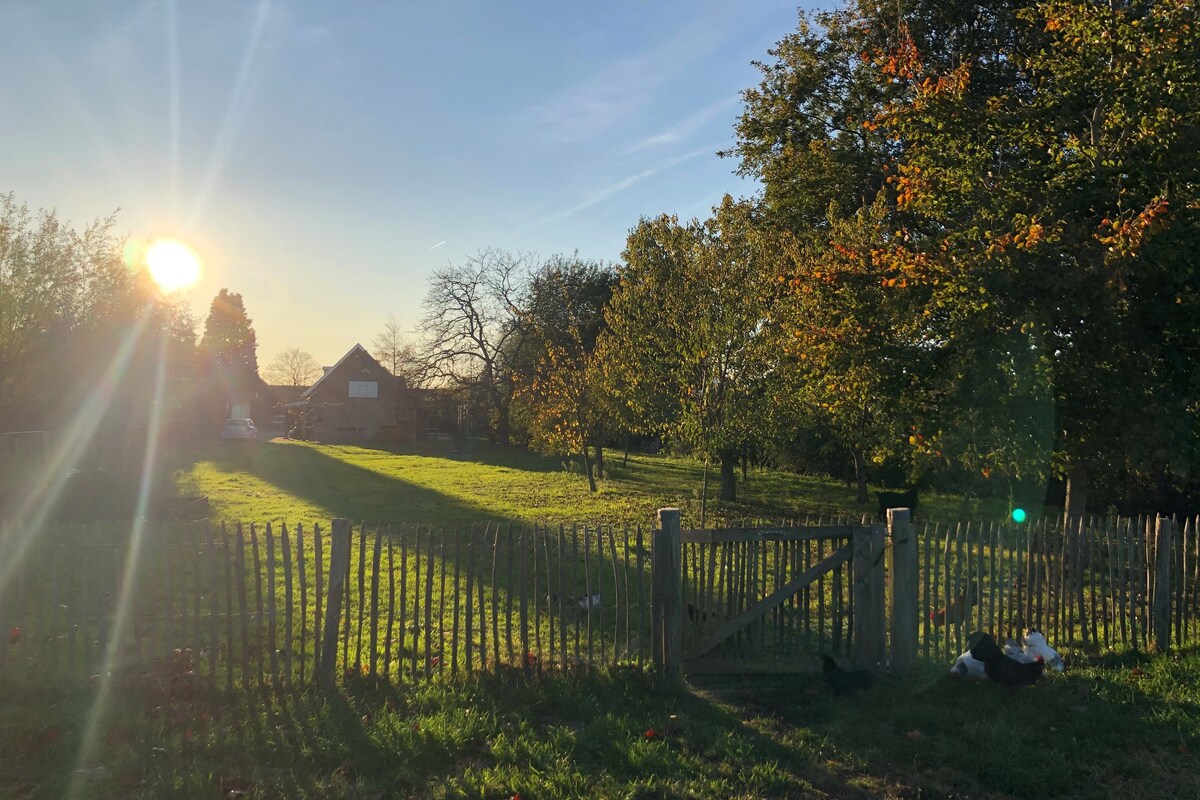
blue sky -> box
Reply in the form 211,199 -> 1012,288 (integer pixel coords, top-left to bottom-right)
1,0 -> 805,366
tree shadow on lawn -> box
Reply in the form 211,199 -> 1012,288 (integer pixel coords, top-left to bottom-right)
188,440 -> 527,526
700,654 -> 1200,800
316,436 -> 574,475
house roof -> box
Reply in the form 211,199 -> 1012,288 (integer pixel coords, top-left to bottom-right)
301,343 -> 377,399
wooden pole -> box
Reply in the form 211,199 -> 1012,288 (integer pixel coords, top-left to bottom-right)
1154,516 -> 1174,653
318,519 -> 351,691
888,508 -> 917,675
853,523 -> 886,670
652,508 -> 682,678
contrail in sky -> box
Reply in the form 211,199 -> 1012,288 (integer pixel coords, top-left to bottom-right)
429,241 -> 447,250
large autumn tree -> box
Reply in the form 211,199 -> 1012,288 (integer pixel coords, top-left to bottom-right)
732,0 -> 1199,516
882,0 -> 1200,517
602,198 -> 778,515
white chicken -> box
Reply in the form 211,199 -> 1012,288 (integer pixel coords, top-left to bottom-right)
1022,630 -> 1064,672
1003,639 -> 1037,663
950,648 -> 986,679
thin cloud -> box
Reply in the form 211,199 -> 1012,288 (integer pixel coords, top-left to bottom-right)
621,95 -> 740,155
530,142 -> 724,228
523,3 -> 743,142
429,240 -> 447,250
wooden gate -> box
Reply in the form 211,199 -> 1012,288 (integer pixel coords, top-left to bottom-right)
651,508 -> 917,677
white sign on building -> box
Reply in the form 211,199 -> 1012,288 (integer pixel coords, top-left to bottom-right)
348,380 -> 378,398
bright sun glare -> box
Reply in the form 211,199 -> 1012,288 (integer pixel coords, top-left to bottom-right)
145,238 -> 202,292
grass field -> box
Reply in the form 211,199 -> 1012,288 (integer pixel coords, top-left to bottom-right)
169,437 -> 1023,528
4,649 -> 1197,799
11,438 -> 1181,799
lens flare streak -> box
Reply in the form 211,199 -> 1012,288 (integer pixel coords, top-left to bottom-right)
68,331 -> 170,798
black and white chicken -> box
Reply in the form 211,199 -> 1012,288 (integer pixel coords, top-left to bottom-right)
967,631 -> 1044,686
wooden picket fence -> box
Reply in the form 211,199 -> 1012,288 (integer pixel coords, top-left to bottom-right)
915,514 -> 1200,662
0,519 -> 655,692
1,510 -> 1197,694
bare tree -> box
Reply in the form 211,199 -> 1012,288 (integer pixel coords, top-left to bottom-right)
263,347 -> 320,387
419,249 -> 534,445
372,313 -> 426,386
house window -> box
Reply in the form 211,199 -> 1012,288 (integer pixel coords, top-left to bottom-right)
348,381 -> 378,398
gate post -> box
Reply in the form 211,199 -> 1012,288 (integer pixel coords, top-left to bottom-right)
853,522 -> 886,669
652,508 -> 682,678
318,519 -> 351,690
1153,516 -> 1173,653
888,509 -> 918,674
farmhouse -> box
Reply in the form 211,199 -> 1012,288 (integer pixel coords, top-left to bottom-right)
296,344 -> 417,443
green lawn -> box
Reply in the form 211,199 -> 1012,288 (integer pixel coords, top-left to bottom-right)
4,649 -> 1197,799
170,438 -> 1022,528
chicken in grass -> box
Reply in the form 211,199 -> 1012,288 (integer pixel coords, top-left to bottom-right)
1022,629 -> 1065,672
821,655 -> 875,696
950,648 -> 986,680
967,631 -> 1045,686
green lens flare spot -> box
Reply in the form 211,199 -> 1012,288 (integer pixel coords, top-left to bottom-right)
1012,508 -> 1027,523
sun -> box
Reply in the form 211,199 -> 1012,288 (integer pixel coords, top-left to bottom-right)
145,238 -> 202,292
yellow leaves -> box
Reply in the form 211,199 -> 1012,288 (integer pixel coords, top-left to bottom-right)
888,164 -> 928,210
1096,197 -> 1170,257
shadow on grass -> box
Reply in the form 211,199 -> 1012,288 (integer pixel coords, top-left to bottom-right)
5,651 -> 1198,799
697,651 -> 1200,800
184,439 -> 526,526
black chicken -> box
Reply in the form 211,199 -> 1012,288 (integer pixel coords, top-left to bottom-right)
968,631 -> 1044,686
821,655 -> 875,696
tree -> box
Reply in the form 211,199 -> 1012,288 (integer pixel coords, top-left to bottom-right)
198,289 -> 260,424
773,197 -> 933,502
602,198 -> 778,516
418,249 -> 535,446
263,347 -> 320,387
881,0 -> 1200,518
516,255 -> 616,490
372,313 -> 426,387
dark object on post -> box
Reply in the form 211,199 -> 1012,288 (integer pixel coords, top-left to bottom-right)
877,488 -> 918,519
967,631 -> 1045,686
821,654 -> 874,696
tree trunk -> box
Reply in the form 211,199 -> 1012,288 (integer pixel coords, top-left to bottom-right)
700,459 -> 709,528
494,411 -> 511,447
719,450 -> 737,503
853,449 -> 869,505
582,448 -> 597,493
1063,463 -> 1088,526
593,443 -> 605,480
623,435 -> 631,467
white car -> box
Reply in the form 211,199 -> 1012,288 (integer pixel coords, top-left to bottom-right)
221,418 -> 258,441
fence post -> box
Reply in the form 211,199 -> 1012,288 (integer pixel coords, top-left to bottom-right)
1153,516 -> 1173,653
652,508 -> 682,679
318,519 -> 352,690
888,508 -> 917,674
853,522 -> 886,670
